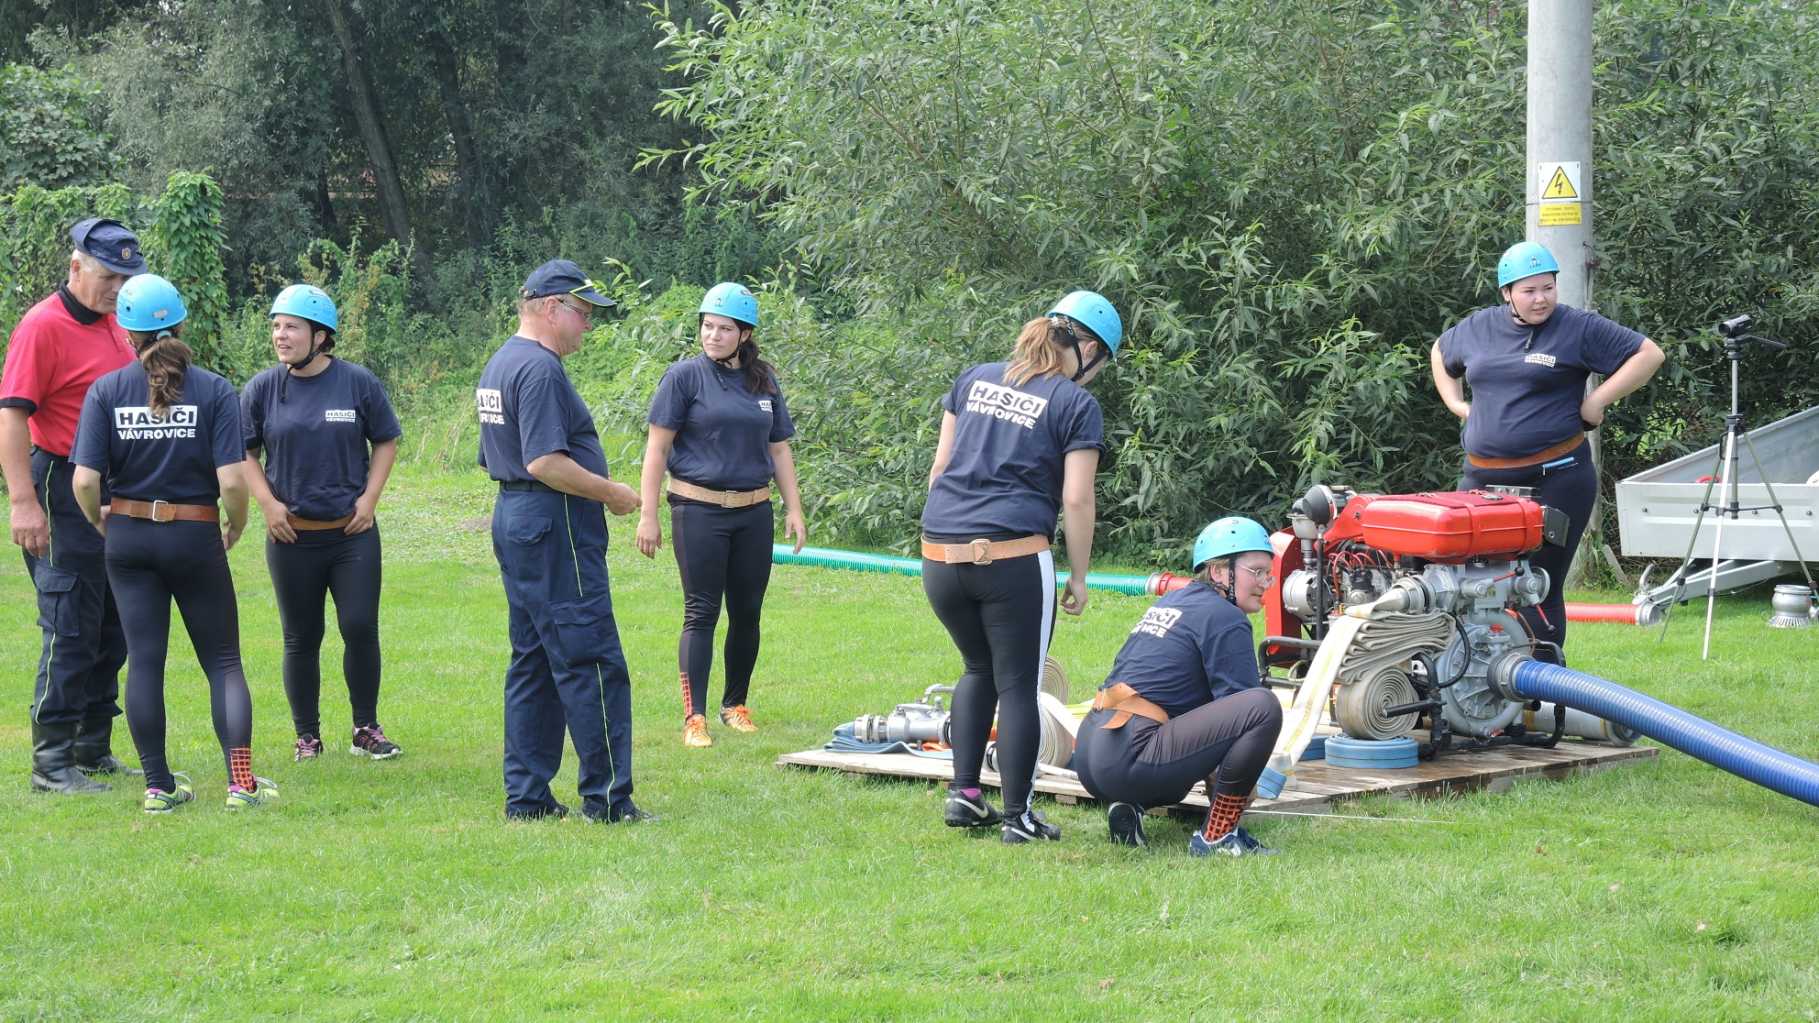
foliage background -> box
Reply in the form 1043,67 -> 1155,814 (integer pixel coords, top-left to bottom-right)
4,0 -> 1819,564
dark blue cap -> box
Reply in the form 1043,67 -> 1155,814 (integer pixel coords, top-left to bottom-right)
69,218 -> 146,275
520,259 -> 615,307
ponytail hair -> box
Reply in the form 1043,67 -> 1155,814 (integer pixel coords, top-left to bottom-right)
127,326 -> 192,419
1005,316 -> 1095,387
733,330 -> 778,396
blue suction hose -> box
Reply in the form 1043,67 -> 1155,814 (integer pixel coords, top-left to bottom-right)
1495,656 -> 1819,808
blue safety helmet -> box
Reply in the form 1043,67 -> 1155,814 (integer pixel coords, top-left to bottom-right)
699,282 -> 758,329
1496,241 -> 1560,289
115,274 -> 188,333
1048,290 -> 1122,356
1192,516 -> 1273,572
271,283 -> 338,332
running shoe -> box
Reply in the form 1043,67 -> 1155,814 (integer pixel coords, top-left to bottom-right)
225,777 -> 280,810
506,800 -> 569,821
719,705 -> 758,733
683,714 -> 713,748
1188,826 -> 1277,858
1106,802 -> 1147,847
143,777 -> 195,814
943,787 -> 1003,828
583,798 -> 659,824
350,724 -> 401,759
1001,809 -> 1062,844
293,734 -> 324,762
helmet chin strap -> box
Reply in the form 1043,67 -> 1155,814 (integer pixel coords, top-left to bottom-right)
286,330 -> 326,371
1053,316 -> 1104,382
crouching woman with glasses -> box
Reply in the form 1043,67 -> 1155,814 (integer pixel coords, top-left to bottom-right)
1071,517 -> 1284,857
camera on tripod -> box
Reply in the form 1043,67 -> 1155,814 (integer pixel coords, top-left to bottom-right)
1718,314 -> 1752,338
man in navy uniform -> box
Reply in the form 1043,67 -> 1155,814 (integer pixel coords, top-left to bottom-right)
1,218 -> 145,792
477,259 -> 651,823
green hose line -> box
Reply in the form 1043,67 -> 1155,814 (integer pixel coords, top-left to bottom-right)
770,544 -> 1155,595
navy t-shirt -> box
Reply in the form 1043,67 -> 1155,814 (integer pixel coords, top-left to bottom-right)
476,336 -> 608,483
647,355 -> 795,492
242,359 -> 402,520
70,363 -> 244,504
1098,582 -> 1260,719
1438,304 -> 1645,459
921,362 -> 1105,539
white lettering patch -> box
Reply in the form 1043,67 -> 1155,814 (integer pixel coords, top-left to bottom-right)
113,405 -> 197,440
758,399 -> 773,413
1524,352 -> 1557,368
325,409 -> 357,424
962,380 -> 1049,430
476,387 -> 505,426
1130,606 -> 1183,640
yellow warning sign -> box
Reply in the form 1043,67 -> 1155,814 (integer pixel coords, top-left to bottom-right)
1539,203 -> 1582,227
1543,166 -> 1578,201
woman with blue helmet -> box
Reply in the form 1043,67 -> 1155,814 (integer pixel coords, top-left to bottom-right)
67,273 -> 277,812
922,289 -> 1120,844
1073,517 -> 1285,857
1429,241 -> 1664,659
241,284 -> 404,762
636,282 -> 806,748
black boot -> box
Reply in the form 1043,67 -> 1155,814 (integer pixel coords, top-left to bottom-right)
30,721 -> 111,794
74,712 -> 139,777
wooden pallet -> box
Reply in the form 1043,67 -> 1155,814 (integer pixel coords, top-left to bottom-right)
777,737 -> 1657,815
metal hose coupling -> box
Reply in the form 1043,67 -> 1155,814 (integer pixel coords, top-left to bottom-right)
1487,649 -> 1536,702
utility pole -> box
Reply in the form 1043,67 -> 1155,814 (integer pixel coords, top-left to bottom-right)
1527,0 -> 1599,584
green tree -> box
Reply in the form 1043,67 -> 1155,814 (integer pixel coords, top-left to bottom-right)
0,62 -> 119,190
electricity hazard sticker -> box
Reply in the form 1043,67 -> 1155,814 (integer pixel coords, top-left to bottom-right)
1535,161 -> 1582,226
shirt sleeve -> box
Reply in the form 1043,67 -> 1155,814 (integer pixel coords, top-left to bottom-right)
0,316 -> 52,412
240,375 -> 264,450
515,366 -> 575,465
1437,320 -> 1467,378
647,363 -> 692,430
940,370 -> 967,415
1202,614 -> 1261,697
68,387 -> 110,473
361,369 -> 403,443
1576,310 -> 1646,375
768,382 -> 795,443
1060,390 -> 1105,454
210,379 -> 246,468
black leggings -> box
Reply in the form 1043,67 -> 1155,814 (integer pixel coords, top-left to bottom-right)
670,497 -> 773,719
922,550 -> 1055,816
1460,438 -> 1597,661
105,517 -> 253,793
267,526 -> 383,736
1073,688 -> 1283,806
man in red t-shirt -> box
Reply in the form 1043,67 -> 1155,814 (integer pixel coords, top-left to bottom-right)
0,218 -> 144,794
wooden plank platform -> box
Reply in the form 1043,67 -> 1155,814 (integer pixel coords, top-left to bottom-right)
777,737 -> 1657,815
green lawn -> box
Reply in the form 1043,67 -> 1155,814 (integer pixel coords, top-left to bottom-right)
3,465 -> 1817,1021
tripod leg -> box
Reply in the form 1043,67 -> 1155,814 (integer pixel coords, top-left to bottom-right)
1738,429 -> 1819,598
1658,444 -> 1727,644
1702,427 -> 1741,660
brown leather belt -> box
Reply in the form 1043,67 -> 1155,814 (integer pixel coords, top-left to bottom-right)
111,498 -> 218,524
1466,433 -> 1584,470
1090,682 -> 1169,730
668,478 -> 772,508
287,513 -> 353,531
920,534 -> 1049,565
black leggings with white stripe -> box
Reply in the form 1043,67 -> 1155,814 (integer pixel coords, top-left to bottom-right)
922,548 -> 1055,816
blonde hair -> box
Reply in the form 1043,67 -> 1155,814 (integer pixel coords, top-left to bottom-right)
1004,317 -> 1073,387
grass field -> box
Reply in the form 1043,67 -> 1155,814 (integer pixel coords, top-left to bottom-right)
3,464 -> 1818,1021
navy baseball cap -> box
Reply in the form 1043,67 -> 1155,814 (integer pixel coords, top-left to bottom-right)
69,218 -> 146,275
521,259 -> 615,308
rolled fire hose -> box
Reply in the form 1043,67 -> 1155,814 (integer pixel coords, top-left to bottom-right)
1565,602 -> 1647,625
1501,658 -> 1819,808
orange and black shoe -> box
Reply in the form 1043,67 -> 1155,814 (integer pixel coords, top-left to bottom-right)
719,705 -> 757,734
683,714 -> 713,748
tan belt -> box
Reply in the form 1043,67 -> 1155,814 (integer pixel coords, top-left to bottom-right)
1467,433 -> 1584,470
1090,682 -> 1170,730
111,498 -> 218,524
287,513 -> 353,531
919,534 -> 1049,566
667,478 -> 772,508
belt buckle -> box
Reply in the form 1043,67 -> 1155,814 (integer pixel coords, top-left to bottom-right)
969,538 -> 993,566
719,489 -> 738,508
149,499 -> 173,523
